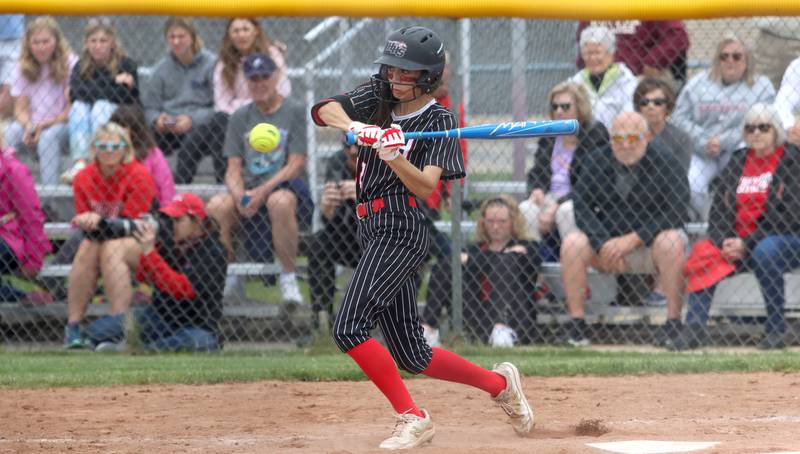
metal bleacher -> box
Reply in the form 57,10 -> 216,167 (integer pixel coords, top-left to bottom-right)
33,177 -> 800,322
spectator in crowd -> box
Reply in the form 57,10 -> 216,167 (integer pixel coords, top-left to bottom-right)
110,104 -> 176,207
518,81 -> 609,245
141,17 -> 224,184
672,34 -> 775,221
63,17 -> 139,184
576,21 -> 690,86
307,141 -> 360,332
560,112 -> 689,347
63,122 -> 157,348
774,55 -> 800,146
0,143 -> 52,303
4,16 -> 77,185
0,14 -> 24,119
214,17 -> 291,116
206,53 -> 312,305
634,77 -> 692,173
753,17 -> 800,89
422,195 -> 540,347
570,25 -> 638,130
83,193 -> 228,352
674,104 -> 800,351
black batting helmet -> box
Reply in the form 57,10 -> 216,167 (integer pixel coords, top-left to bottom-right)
372,26 -> 446,97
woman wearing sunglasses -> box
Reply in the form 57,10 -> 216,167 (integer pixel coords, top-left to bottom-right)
63,122 -> 156,349
672,34 -> 775,221
633,78 -> 692,173
671,103 -> 800,351
519,81 -> 608,251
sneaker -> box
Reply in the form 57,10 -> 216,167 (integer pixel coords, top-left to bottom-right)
664,324 -> 710,351
561,318 -> 590,347
378,409 -> 435,450
489,324 -> 517,348
94,341 -> 123,353
63,323 -> 87,349
279,274 -> 303,304
653,319 -> 683,348
644,291 -> 667,307
422,324 -> 440,348
60,159 -> 86,184
492,362 -> 535,435
757,331 -> 786,350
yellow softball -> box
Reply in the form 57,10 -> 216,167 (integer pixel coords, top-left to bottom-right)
249,123 -> 281,153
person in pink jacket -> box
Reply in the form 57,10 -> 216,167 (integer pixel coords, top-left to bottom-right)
0,146 -> 52,302
110,104 -> 176,207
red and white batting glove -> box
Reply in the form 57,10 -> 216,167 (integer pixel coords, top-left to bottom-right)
348,121 -> 382,148
377,124 -> 405,161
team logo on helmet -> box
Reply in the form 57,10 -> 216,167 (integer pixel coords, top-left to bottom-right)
384,40 -> 407,57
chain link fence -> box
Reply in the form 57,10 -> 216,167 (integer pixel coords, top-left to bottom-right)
1,14 -> 800,350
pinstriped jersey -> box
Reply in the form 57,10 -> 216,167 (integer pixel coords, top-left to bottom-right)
313,81 -> 466,203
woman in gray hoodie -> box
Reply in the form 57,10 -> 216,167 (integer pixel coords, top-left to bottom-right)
673,34 -> 775,220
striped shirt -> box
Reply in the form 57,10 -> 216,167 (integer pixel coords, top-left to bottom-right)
313,81 -> 466,203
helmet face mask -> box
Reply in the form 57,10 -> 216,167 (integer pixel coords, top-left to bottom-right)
372,26 -> 445,102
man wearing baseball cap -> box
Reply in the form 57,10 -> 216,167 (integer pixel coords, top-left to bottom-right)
84,193 -> 229,352
207,53 -> 313,305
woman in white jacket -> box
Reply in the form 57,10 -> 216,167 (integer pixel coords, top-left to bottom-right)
570,25 -> 638,130
673,34 -> 775,220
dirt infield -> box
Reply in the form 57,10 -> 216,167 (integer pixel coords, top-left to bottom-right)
2,372 -> 799,453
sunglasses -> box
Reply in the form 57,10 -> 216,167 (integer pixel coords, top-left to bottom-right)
611,133 -> 645,145
638,98 -> 668,107
744,123 -> 772,134
550,102 -> 572,112
93,140 -> 127,152
719,52 -> 744,62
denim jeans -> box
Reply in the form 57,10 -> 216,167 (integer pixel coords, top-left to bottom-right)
4,121 -> 68,184
86,306 -> 219,352
68,100 -> 117,162
686,234 -> 800,334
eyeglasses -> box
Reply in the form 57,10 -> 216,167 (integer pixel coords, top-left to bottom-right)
744,123 -> 772,134
719,52 -> 744,62
93,140 -> 127,152
638,98 -> 668,107
611,133 -> 645,145
550,102 -> 572,112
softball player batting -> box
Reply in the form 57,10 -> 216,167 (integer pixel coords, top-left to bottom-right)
311,26 -> 534,449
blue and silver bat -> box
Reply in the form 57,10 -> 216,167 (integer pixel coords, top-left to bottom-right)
345,119 -> 579,145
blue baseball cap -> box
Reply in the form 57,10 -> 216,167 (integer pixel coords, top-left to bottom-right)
243,53 -> 277,80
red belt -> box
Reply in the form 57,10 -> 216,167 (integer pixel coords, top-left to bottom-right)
356,196 -> 417,220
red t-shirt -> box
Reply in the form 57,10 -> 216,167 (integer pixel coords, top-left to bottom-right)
735,146 -> 784,238
72,160 -> 157,219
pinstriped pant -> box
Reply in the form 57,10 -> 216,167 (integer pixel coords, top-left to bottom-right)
332,207 -> 433,374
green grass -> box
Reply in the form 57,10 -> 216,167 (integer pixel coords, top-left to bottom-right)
1,348 -> 799,389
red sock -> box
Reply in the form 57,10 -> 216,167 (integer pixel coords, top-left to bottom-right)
347,339 -> 423,417
421,347 -> 507,397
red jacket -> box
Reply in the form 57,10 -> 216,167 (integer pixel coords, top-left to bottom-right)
576,21 -> 689,77
73,160 -> 156,219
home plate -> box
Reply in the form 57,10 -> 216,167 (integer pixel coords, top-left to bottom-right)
587,440 -> 721,453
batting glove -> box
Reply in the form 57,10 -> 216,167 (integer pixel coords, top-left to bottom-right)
348,121 -> 382,148
377,124 -> 405,161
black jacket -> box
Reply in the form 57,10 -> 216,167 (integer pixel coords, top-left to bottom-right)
708,144 -> 800,253
574,144 -> 690,252
69,56 -> 139,105
526,121 -> 609,200
152,232 -> 228,340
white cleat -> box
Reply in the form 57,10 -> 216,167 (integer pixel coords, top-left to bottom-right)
492,362 -> 535,435
378,409 -> 435,450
